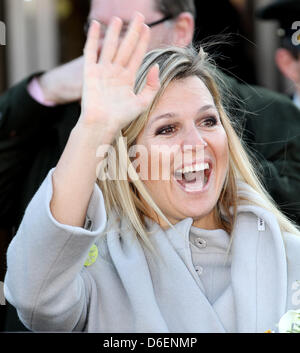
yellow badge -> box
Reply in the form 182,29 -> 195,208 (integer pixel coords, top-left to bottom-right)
84,244 -> 98,267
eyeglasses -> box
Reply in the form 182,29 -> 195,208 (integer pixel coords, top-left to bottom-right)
84,15 -> 173,37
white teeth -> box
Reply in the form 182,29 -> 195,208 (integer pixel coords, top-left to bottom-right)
176,163 -> 209,175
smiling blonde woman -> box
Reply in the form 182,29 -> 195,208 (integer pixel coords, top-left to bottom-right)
4,14 -> 300,333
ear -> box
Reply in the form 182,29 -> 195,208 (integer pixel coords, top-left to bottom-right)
275,48 -> 300,83
172,12 -> 195,47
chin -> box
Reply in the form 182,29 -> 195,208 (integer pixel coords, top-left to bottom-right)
170,202 -> 216,223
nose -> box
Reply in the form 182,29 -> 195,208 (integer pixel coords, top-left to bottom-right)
180,126 -> 207,164
182,125 -> 208,150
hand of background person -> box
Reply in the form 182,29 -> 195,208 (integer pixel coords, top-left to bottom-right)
37,56 -> 84,105
78,13 -> 161,136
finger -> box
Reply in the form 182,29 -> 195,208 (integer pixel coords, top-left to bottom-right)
137,64 -> 161,109
127,24 -> 150,74
83,20 -> 101,64
114,12 -> 145,67
99,17 -> 123,63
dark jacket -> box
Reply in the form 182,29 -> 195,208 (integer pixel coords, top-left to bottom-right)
0,74 -> 81,229
224,75 -> 300,224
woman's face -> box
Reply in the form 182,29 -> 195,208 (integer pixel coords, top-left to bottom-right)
135,76 -> 229,229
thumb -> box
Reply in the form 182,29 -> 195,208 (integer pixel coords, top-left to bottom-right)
137,64 -> 161,109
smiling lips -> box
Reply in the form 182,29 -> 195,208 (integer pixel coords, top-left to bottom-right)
174,162 -> 211,192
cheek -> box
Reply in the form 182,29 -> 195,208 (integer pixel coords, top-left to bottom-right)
214,128 -> 228,152
130,142 -> 169,182
208,129 -> 229,174
145,146 -> 175,181
219,133 -> 229,160
217,133 -> 229,175
136,132 -> 179,181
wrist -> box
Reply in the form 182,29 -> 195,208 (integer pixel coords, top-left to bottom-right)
73,119 -> 118,149
27,76 -> 56,106
38,72 -> 60,104
38,58 -> 84,104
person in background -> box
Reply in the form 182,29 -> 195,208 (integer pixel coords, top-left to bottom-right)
256,0 -> 300,108
1,0 -> 300,331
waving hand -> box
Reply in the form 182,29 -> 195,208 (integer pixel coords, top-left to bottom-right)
79,13 -> 160,134
51,13 -> 161,227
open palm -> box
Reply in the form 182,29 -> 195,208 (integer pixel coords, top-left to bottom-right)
80,14 -> 160,134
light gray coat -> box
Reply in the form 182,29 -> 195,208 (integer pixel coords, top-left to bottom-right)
4,169 -> 300,332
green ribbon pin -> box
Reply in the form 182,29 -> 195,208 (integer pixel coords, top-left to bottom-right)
84,244 -> 98,267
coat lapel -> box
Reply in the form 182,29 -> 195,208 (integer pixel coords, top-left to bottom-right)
231,205 -> 287,332
212,285 -> 237,332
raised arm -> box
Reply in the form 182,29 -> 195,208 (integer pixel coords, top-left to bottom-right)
4,12 -> 160,332
50,13 -> 160,227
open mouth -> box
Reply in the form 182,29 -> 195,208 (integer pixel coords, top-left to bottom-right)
174,162 -> 211,192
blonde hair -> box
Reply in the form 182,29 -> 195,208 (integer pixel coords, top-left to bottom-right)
97,45 -> 300,251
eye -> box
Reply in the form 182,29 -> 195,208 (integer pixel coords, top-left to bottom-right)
155,124 -> 177,136
201,116 -> 218,127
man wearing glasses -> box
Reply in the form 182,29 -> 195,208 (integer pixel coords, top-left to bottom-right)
1,0 -> 300,331
35,0 -> 195,106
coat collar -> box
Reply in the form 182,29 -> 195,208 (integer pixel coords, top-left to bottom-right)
145,183 -> 288,332
230,204 -> 287,332
110,181 -> 288,332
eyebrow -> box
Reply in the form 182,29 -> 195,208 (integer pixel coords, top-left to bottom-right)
149,104 -> 217,128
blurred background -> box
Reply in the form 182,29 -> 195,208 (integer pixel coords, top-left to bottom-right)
0,0 -> 295,97
0,0 -> 89,93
